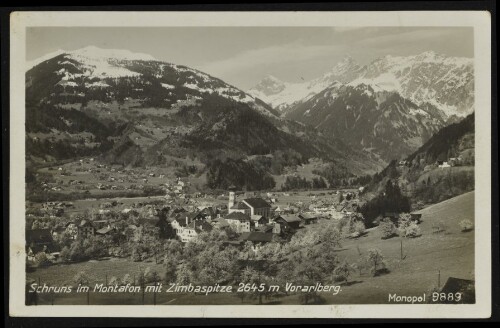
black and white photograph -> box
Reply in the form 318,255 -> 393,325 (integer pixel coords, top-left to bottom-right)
8,10 -> 492,318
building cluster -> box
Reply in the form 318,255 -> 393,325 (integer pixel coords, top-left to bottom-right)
26,186 -> 369,263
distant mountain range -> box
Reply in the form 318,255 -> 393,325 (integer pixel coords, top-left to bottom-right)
249,51 -> 474,118
25,47 -> 475,188
285,82 -> 449,162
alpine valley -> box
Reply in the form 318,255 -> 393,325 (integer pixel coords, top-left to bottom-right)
26,46 -> 473,192
250,51 -> 474,163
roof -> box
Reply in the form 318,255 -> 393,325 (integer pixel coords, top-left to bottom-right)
243,198 -> 271,209
230,202 -> 250,210
226,212 -> 251,222
277,214 -> 301,223
299,213 -> 318,220
251,215 -> 266,222
79,219 -> 92,227
256,225 -> 274,233
215,218 -> 229,228
96,227 -> 113,235
440,277 -> 475,302
383,212 -> 400,219
26,229 -> 53,244
239,232 -> 273,243
187,220 -> 213,233
173,211 -> 200,226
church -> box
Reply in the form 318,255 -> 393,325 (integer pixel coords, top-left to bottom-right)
227,192 -> 272,218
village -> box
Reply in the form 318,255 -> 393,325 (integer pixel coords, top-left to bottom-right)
26,175 -> 365,263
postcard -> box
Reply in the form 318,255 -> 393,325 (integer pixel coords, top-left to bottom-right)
9,10 -> 492,318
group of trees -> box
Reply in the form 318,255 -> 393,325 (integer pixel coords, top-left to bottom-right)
206,158 -> 276,191
360,180 -> 411,227
379,213 -> 421,239
312,163 -> 354,188
281,176 -> 328,191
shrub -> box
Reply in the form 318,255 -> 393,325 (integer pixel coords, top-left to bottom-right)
459,219 -> 474,232
34,252 -> 52,267
404,221 -> 422,238
379,218 -> 396,239
353,221 -> 365,234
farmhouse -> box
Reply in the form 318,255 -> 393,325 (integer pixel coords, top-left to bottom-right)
225,212 -> 252,233
176,220 -> 213,243
438,161 -> 451,168
298,213 -> 318,225
274,214 -> 301,233
65,219 -> 95,239
239,232 -> 273,252
251,215 -> 268,228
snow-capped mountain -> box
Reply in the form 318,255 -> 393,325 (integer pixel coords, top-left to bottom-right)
286,82 -> 448,162
250,51 -> 474,117
27,46 -> 278,118
27,46 -> 381,174
248,56 -> 362,113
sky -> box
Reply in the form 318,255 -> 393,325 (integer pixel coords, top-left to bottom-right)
26,27 -> 474,90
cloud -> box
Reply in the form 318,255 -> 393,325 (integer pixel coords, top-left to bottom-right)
199,42 -> 348,78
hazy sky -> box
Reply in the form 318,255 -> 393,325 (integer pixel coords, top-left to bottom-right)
26,27 -> 474,89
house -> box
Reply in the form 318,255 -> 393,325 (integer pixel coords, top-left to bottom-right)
176,220 -> 213,243
65,219 -> 95,239
213,218 -> 230,230
239,232 -> 273,252
251,215 -> 268,228
438,161 -> 451,168
298,213 -> 318,225
274,214 -> 301,233
225,212 -> 252,233
78,219 -> 95,238
439,277 -> 475,304
227,192 -> 271,218
410,213 -> 423,223
255,224 -> 274,234
198,206 -> 220,220
398,160 -> 408,167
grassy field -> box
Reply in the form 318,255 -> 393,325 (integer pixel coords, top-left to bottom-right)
28,191 -> 474,305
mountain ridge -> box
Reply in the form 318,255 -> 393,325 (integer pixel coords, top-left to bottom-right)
249,51 -> 474,117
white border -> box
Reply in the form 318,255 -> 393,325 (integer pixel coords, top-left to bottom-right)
9,11 -> 492,318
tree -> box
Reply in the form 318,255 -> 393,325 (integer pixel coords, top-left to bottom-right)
108,276 -> 119,286
404,221 -> 421,238
164,258 -> 177,284
60,246 -> 71,262
176,263 -> 192,285
69,240 -> 87,262
333,260 -> 351,283
73,271 -> 90,286
397,213 -> 412,236
379,218 -> 396,239
353,221 -> 366,236
122,273 -> 133,285
366,248 -> 386,277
